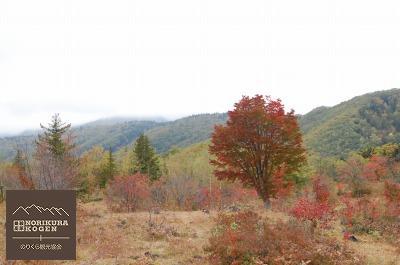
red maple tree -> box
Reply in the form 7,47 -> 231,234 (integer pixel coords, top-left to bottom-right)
209,95 -> 306,206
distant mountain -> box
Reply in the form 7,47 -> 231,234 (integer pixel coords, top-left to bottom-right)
0,120 -> 159,160
146,113 -> 228,153
299,88 -> 400,157
0,135 -> 36,161
0,113 -> 227,160
73,120 -> 159,152
83,116 -> 168,126
2,89 -> 400,160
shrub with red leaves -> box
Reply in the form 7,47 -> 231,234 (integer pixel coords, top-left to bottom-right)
195,186 -> 222,209
384,180 -> 400,217
290,176 -> 334,229
340,195 -> 400,246
340,197 -> 382,233
206,211 -> 364,265
313,176 -> 330,203
106,173 -> 150,212
219,184 -> 258,207
362,155 -> 388,181
290,197 -> 333,228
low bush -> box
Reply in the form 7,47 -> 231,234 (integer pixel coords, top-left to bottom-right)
195,184 -> 258,210
313,176 -> 330,203
290,197 -> 334,229
290,176 -> 335,229
340,196 -> 400,247
206,211 -> 364,265
384,180 -> 400,218
106,173 -> 150,212
340,197 -> 382,233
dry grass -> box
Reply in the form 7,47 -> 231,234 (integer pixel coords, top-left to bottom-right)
0,200 -> 399,265
318,218 -> 400,265
0,200 -> 215,265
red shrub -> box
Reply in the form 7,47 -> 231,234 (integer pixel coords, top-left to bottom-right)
106,173 -> 150,212
207,211 -> 261,265
207,211 -> 364,265
338,155 -> 371,197
290,197 -> 334,228
336,182 -> 347,196
194,184 -> 258,210
290,177 -> 334,229
341,197 -> 356,227
340,197 -> 382,232
195,186 -> 222,209
313,176 -> 330,203
384,180 -> 400,217
220,184 -> 258,206
362,155 -> 388,181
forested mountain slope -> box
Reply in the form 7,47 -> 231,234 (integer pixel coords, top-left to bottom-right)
1,89 -> 400,160
299,88 -> 400,157
0,113 -> 227,160
145,113 -> 227,153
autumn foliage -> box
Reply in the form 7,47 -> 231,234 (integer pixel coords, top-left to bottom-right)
210,95 -> 306,205
106,173 -> 150,212
207,211 -> 363,265
362,155 -> 388,181
290,177 -> 334,228
384,180 -> 400,217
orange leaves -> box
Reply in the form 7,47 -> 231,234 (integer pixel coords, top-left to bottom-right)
106,173 -> 151,212
210,95 -> 306,203
362,155 -> 388,181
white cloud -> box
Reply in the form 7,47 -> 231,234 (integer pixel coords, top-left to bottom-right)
0,0 -> 400,133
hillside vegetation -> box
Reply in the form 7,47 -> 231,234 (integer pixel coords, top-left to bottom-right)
1,93 -> 400,264
2,89 -> 400,160
0,113 -> 227,160
300,89 -> 400,156
147,113 -> 227,153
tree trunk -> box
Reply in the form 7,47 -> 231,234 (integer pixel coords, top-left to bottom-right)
0,184 -> 3,202
256,189 -> 271,209
263,197 -> 271,209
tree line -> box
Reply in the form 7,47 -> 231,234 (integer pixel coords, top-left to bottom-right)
4,114 -> 161,192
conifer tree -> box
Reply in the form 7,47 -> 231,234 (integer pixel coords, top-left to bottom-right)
133,134 -> 161,181
37,113 -> 72,157
98,146 -> 116,188
35,114 -> 78,189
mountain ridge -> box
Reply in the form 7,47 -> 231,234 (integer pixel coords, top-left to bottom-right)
0,113 -> 227,160
2,89 -> 400,160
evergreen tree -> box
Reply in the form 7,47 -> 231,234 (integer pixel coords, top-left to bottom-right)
36,113 -> 73,158
35,114 -> 78,189
98,147 -> 116,188
133,134 -> 161,181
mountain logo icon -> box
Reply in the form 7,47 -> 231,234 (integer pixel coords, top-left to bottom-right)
12,204 -> 70,217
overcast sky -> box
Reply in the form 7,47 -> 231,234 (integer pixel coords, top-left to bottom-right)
1,0 -> 400,134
